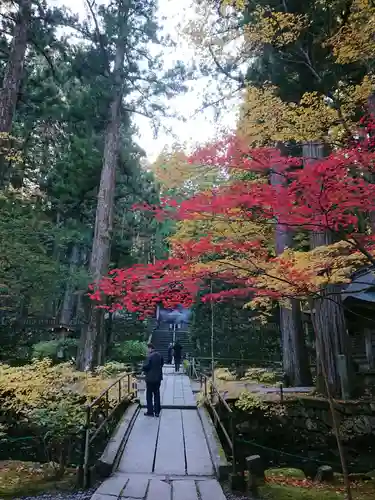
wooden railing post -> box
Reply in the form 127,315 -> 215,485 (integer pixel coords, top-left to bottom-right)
80,370 -> 138,489
230,412 -> 236,476
83,406 -> 91,488
105,391 -> 109,418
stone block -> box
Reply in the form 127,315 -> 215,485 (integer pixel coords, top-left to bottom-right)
245,455 -> 265,496
315,465 -> 334,483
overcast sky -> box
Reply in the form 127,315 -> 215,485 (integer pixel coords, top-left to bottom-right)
53,0 -> 239,161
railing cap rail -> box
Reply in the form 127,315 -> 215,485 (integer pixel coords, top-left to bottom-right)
87,370 -> 136,410
201,373 -> 233,413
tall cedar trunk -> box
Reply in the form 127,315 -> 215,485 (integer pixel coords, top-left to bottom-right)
0,0 -> 31,187
271,169 -> 312,386
44,212 -> 62,317
303,142 -> 354,398
77,5 -> 128,371
60,244 -> 80,325
0,0 -> 30,131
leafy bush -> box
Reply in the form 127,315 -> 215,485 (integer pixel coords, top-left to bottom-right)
242,367 -> 278,385
215,367 -> 236,381
235,392 -> 269,413
0,359 -> 132,475
109,340 -> 147,364
95,361 -> 128,377
32,338 -> 78,363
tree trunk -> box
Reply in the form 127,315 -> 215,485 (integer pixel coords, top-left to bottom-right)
77,4 -> 129,371
60,244 -> 80,325
271,168 -> 312,387
280,300 -> 312,386
0,0 -> 30,132
303,142 -> 354,398
0,0 -> 31,187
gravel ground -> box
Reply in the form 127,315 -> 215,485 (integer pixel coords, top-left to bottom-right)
13,489 -> 96,500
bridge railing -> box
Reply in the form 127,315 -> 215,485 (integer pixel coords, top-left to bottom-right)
82,371 -> 138,487
192,362 -> 237,477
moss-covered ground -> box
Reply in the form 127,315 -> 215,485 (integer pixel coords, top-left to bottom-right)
0,461 -> 78,498
259,468 -> 375,500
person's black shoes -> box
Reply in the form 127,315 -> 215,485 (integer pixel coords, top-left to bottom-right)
155,413 -> 160,417
144,412 -> 154,417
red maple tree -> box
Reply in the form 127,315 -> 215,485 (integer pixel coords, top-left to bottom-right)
88,259 -> 199,319
90,120 -> 375,315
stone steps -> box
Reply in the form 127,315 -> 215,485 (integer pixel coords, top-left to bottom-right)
151,327 -> 193,360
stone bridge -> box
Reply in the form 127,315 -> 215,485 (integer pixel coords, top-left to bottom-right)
90,366 -> 228,500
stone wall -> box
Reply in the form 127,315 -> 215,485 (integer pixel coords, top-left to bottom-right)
232,396 -> 375,475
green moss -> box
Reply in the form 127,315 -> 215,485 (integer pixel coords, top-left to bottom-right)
0,461 -> 77,499
260,481 -> 375,500
260,484 -> 341,500
266,468 -> 306,479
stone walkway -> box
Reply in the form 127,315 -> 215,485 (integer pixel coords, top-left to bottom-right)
90,366 -> 227,500
139,366 -> 196,409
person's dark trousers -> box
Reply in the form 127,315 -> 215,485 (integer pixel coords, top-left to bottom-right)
146,381 -> 161,415
174,358 -> 181,372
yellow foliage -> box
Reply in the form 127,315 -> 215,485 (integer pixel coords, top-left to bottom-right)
221,0 -> 246,11
237,82 -> 373,145
0,132 -> 23,163
0,359 -> 130,412
243,7 -> 310,48
328,0 -> 375,65
246,241 -> 371,310
150,146 -> 220,194
170,216 -> 272,246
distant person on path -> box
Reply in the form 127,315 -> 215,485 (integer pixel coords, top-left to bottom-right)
167,342 -> 173,364
142,343 -> 164,417
173,340 -> 182,372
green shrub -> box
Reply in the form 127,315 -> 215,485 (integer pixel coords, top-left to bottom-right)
242,367 -> 278,385
109,340 -> 147,364
215,367 -> 236,381
0,359 -> 130,475
32,338 -> 78,363
96,361 -> 128,377
235,391 -> 269,413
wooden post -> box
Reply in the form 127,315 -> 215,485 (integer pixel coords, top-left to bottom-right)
337,354 -> 350,400
230,414 -> 236,476
83,407 -> 91,488
364,328 -> 375,369
105,391 -> 109,418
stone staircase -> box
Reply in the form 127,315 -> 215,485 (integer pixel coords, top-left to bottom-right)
151,324 -> 193,361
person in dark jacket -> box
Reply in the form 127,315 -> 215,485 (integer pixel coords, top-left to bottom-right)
142,343 -> 164,417
167,342 -> 173,364
173,340 -> 182,373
